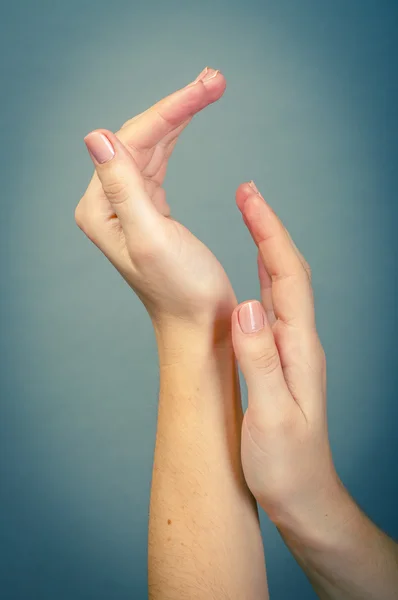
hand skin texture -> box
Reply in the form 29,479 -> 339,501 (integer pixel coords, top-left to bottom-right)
232,181 -> 398,599
76,64 -> 398,600
76,67 -> 269,600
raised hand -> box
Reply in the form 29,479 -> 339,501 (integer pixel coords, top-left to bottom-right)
231,181 -> 398,600
75,68 -> 237,333
75,76 -> 270,600
232,180 -> 333,525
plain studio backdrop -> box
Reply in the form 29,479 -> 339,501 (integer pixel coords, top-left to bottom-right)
1,1 -> 397,598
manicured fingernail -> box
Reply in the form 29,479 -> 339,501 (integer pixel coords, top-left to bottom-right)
203,68 -> 219,82
249,180 -> 260,194
238,301 -> 265,334
84,132 -> 115,164
190,66 -> 219,86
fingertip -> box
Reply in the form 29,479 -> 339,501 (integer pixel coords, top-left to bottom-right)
182,68 -> 227,111
235,183 -> 268,247
235,184 -> 247,211
85,128 -> 112,142
235,193 -> 268,249
84,130 -> 116,165
205,69 -> 227,96
235,300 -> 267,335
196,67 -> 227,99
236,181 -> 261,212
243,193 -> 275,245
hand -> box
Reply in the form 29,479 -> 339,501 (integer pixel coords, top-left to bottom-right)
75,68 -> 236,334
231,181 -> 339,529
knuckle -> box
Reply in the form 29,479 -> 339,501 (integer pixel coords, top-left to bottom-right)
103,179 -> 129,204
250,346 -> 280,375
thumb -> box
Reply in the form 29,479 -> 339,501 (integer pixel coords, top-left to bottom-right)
84,129 -> 160,236
231,300 -> 291,413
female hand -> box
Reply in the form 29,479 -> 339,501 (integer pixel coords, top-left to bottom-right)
231,181 -> 338,529
233,182 -> 398,600
75,68 -> 236,335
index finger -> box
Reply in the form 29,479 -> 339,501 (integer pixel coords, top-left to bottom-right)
238,189 -> 315,329
118,67 -> 226,150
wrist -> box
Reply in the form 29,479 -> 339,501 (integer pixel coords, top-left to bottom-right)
151,304 -> 237,366
270,475 -> 362,550
153,304 -> 242,438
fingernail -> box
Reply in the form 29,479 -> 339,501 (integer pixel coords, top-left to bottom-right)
190,66 -> 219,86
84,131 -> 115,164
238,301 -> 265,334
249,180 -> 260,195
203,68 -> 219,82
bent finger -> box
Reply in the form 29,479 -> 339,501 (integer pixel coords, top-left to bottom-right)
118,67 -> 226,150
84,129 -> 161,239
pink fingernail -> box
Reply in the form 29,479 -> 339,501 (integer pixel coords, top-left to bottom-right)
238,301 -> 265,334
84,131 -> 115,164
190,66 -> 219,86
203,68 -> 219,82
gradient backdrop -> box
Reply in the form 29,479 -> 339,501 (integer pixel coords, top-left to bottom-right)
1,1 -> 397,598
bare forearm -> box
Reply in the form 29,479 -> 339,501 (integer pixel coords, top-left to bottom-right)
148,321 -> 268,600
274,480 -> 398,600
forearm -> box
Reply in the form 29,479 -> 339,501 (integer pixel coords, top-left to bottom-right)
148,319 -> 268,600
274,479 -> 398,600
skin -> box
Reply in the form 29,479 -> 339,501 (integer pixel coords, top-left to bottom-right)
76,67 -> 398,599
75,67 -> 236,333
76,67 -> 268,600
232,183 -> 398,599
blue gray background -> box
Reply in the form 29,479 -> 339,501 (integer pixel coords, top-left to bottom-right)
1,1 -> 397,598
